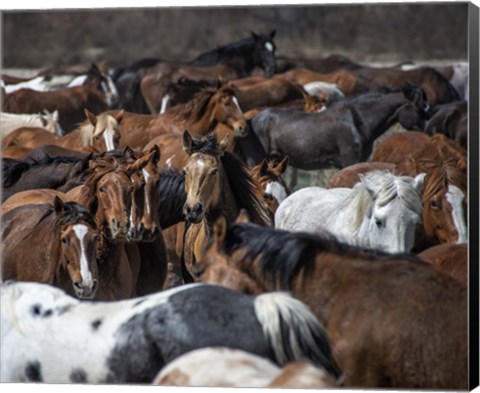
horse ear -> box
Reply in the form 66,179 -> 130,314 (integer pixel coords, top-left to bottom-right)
123,146 -> 136,160
275,156 -> 289,174
413,173 -> 426,194
52,110 -> 59,121
183,130 -> 194,154
251,31 -> 260,41
115,109 -> 124,123
149,144 -> 161,165
53,196 -> 65,213
213,215 -> 228,244
219,135 -> 229,153
39,114 -> 48,127
216,76 -> 224,89
84,109 -> 97,126
258,159 -> 269,175
269,29 -> 276,39
235,209 -> 251,224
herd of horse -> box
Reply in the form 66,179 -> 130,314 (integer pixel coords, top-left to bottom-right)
0,30 -> 469,389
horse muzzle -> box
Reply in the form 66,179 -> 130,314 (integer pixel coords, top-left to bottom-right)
73,279 -> 98,300
183,203 -> 205,224
233,122 -> 249,138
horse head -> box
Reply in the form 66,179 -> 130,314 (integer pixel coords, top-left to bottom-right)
397,83 -> 429,131
250,157 -> 290,214
86,160 -> 133,240
84,109 -> 123,152
182,131 -> 229,224
84,63 -> 119,108
251,30 -> 277,77
360,171 -> 425,253
212,85 -> 247,137
417,157 -> 467,244
126,146 -> 162,242
53,197 -> 99,300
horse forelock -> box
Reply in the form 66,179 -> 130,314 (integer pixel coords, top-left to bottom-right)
420,159 -> 467,202
367,172 -> 423,216
55,201 -> 97,229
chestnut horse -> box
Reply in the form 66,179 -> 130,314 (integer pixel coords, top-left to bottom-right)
417,243 -> 467,286
372,132 -> 467,246
325,162 -> 398,189
195,217 -> 467,389
2,110 -> 123,157
2,64 -> 114,133
1,197 -> 99,299
112,84 -> 246,149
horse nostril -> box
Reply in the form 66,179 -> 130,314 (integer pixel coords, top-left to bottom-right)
193,264 -> 206,277
92,280 -> 98,293
195,203 -> 204,214
73,281 -> 82,290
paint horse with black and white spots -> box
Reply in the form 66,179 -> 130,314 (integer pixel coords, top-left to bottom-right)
1,281 -> 341,384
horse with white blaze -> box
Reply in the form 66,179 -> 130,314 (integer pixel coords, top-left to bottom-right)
1,281 -> 340,384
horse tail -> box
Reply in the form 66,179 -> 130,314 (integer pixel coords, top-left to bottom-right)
254,292 -> 341,379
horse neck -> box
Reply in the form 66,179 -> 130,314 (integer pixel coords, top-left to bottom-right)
62,128 -> 86,148
189,98 -> 219,135
212,166 -> 239,223
353,93 -> 407,140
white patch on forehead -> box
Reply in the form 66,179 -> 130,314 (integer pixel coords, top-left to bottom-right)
73,224 -> 93,288
103,129 -> 116,151
265,42 -> 274,52
160,94 -> 170,114
165,157 -> 173,169
318,106 -> 327,113
265,181 -> 288,204
232,96 -> 242,112
446,185 -> 467,243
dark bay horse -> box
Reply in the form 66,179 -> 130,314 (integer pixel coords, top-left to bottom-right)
2,64 -> 115,133
195,218 -> 467,389
190,30 -> 277,77
1,197 -> 99,299
250,85 -> 428,169
425,100 -> 467,149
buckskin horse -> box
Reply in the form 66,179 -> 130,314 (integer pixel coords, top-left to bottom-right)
194,217 -> 467,389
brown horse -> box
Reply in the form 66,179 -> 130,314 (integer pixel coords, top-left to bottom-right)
140,63 -> 241,113
249,157 -> 290,214
2,110 -> 123,157
164,131 -> 272,285
372,132 -> 467,246
194,217 -> 467,389
274,68 -> 369,96
325,162 -> 398,189
2,64 -> 114,133
417,243 -> 467,286
112,84 -> 246,149
2,197 -> 99,299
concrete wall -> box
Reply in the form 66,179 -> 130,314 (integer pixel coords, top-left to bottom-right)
2,3 -> 469,69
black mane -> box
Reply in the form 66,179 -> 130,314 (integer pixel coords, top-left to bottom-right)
55,201 -> 97,229
221,223 -> 423,289
157,170 -> 186,229
2,155 -> 83,188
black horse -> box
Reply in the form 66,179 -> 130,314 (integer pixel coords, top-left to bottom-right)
190,30 -> 277,77
250,84 -> 428,170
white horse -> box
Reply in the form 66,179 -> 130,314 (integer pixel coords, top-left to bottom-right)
4,76 -> 51,94
275,171 -> 425,253
1,281 -> 339,384
154,347 -> 338,388
1,110 -> 64,137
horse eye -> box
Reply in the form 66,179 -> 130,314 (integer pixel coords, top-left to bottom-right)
375,219 -> 383,228
430,200 -> 440,210
61,237 -> 69,245
210,169 -> 218,175
99,187 -> 106,193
